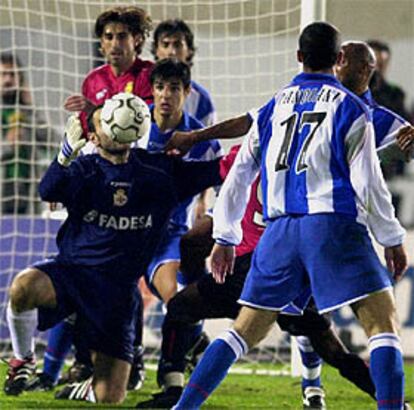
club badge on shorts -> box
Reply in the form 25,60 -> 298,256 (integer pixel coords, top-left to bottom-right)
113,188 -> 128,207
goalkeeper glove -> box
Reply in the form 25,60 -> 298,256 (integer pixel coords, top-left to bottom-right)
57,115 -> 86,167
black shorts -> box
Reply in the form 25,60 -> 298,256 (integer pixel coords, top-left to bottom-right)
277,299 -> 332,336
196,252 -> 252,320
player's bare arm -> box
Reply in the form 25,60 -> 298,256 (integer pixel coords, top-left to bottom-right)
165,114 -> 252,156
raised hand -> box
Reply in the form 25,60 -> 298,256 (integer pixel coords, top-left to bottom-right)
57,115 -> 86,167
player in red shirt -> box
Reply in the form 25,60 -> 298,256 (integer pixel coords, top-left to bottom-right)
64,6 -> 154,133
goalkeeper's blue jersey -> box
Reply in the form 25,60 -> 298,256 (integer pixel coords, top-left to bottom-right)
39,149 -> 222,281
138,107 -> 222,233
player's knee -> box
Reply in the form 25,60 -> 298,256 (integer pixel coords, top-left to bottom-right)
167,292 -> 198,324
367,316 -> 399,337
233,307 -> 277,349
95,386 -> 125,404
360,305 -> 399,337
159,283 -> 177,304
9,273 -> 34,312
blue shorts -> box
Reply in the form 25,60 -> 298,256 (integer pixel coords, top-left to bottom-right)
34,258 -> 140,363
145,229 -> 182,296
239,214 -> 392,313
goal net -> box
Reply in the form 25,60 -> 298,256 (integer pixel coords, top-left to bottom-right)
0,0 -> 302,373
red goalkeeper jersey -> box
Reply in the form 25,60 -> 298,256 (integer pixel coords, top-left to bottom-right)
80,57 -> 154,132
220,145 -> 264,257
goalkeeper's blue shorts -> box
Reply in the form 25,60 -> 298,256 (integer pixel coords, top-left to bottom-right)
144,228 -> 182,297
33,257 -> 140,364
239,214 -> 392,314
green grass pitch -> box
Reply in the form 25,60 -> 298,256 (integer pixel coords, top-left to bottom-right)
0,362 -> 412,409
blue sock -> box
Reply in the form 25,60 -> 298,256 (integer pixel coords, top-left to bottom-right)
369,333 -> 404,410
174,329 -> 248,410
296,336 -> 322,390
43,320 -> 74,383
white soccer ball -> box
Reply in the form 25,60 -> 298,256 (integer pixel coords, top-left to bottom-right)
101,92 -> 151,143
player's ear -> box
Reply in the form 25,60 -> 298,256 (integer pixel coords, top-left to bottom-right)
89,132 -> 100,146
134,34 -> 144,49
184,84 -> 191,98
335,50 -> 344,66
297,50 -> 303,63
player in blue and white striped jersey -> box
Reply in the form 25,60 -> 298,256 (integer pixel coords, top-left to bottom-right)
152,19 -> 217,127
174,23 -> 408,410
335,41 -> 413,164
137,58 -> 221,398
136,59 -> 222,304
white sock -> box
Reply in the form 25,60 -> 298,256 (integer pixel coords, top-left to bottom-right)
6,302 -> 37,360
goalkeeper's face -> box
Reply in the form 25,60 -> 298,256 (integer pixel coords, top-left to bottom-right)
90,109 -> 130,157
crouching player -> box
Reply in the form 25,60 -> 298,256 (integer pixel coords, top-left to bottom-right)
3,96 -> 222,404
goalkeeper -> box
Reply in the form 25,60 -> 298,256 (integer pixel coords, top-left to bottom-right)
3,99 -> 223,404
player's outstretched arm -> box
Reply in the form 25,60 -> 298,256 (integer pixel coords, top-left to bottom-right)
173,158 -> 223,202
384,244 -> 408,282
165,114 -> 252,156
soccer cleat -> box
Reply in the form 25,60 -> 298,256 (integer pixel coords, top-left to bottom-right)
3,357 -> 36,396
136,386 -> 183,409
59,360 -> 94,384
303,386 -> 326,410
128,345 -> 146,391
55,377 -> 96,402
25,372 -> 56,391
404,402 -> 413,410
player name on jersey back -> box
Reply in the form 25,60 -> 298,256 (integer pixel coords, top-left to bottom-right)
279,87 -> 341,105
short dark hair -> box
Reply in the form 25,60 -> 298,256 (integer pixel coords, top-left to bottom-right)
0,52 -> 24,86
366,39 -> 391,55
95,6 -> 152,55
150,58 -> 191,89
299,22 -> 341,70
152,19 -> 196,66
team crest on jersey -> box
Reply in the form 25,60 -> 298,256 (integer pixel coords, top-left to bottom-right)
96,88 -> 108,100
113,189 -> 128,207
124,81 -> 134,93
